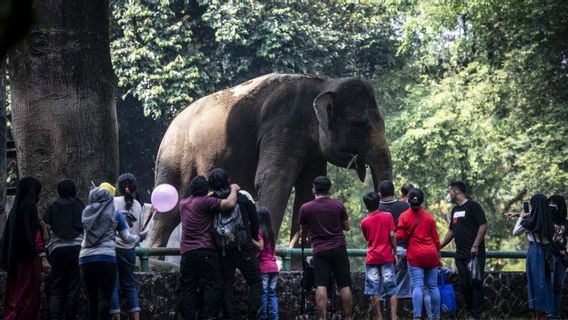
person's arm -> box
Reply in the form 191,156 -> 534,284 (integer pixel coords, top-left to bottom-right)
513,215 -> 527,236
340,204 -> 350,231
299,224 -> 309,246
470,203 -> 488,256
440,229 -> 454,249
43,205 -> 52,226
389,230 -> 397,254
73,201 -> 85,233
432,220 -> 441,250
116,213 -> 147,244
36,233 -> 51,273
252,238 -> 264,252
395,214 -> 407,241
342,218 -> 350,231
361,221 -> 369,241
247,199 -> 259,241
289,230 -> 301,248
219,184 -> 240,211
471,223 -> 488,256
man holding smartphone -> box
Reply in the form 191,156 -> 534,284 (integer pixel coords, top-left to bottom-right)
441,181 -> 488,320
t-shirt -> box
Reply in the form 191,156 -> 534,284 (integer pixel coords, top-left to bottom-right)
299,197 -> 348,253
179,196 -> 222,254
114,196 -> 145,249
361,211 -> 395,265
257,232 -> 279,274
396,207 -> 440,268
379,200 -> 410,224
449,200 -> 487,259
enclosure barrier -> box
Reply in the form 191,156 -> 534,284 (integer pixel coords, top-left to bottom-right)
135,247 -> 526,272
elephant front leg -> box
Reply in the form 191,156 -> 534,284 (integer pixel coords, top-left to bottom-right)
255,159 -> 301,242
290,161 -> 327,243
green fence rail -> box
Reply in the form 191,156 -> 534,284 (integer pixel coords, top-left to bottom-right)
135,247 -> 526,272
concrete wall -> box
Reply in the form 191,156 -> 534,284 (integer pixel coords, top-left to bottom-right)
0,271 -> 556,319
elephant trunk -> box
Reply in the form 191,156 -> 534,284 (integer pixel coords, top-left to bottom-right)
366,134 -> 393,192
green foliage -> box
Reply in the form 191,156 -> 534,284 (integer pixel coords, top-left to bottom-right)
111,0 -> 401,118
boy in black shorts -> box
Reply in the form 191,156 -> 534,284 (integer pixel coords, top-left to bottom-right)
298,176 -> 352,320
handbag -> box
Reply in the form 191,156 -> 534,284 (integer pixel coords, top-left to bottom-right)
467,256 -> 482,281
438,271 -> 457,315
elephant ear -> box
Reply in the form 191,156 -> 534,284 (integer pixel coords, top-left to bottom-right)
313,91 -> 335,129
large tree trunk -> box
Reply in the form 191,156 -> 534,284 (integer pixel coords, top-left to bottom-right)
7,0 -> 118,208
0,60 -> 6,238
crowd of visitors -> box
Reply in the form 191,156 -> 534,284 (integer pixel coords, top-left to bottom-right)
0,172 -> 565,320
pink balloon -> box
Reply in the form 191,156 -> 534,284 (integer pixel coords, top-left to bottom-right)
151,184 -> 179,212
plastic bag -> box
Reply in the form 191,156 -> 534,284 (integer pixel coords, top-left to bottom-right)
467,256 -> 482,281
438,270 -> 457,315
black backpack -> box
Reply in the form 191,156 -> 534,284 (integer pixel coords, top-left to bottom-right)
213,202 -> 249,255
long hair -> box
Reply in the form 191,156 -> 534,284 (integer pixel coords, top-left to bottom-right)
257,208 -> 275,248
0,177 -> 42,272
116,173 -> 143,210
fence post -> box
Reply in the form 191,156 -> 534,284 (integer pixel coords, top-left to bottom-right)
282,248 -> 292,271
136,247 -> 150,272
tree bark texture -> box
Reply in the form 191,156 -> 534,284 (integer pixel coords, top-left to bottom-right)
7,0 -> 118,208
0,60 -> 7,239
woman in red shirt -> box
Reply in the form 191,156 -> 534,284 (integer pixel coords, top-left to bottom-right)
396,188 -> 441,320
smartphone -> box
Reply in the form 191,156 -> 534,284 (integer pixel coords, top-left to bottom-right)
523,201 -> 530,213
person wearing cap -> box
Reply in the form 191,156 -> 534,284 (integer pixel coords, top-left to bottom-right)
99,182 -> 116,197
80,187 -> 147,320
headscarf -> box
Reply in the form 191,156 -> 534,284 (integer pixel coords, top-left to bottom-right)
521,194 -> 554,241
548,195 -> 567,225
0,177 -> 42,272
82,187 -> 116,246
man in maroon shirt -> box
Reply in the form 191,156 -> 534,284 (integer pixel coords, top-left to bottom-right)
299,176 -> 352,320
178,175 -> 239,320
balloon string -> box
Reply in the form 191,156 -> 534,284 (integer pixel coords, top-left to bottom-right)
141,209 -> 155,232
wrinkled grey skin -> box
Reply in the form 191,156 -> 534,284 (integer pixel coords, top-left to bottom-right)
150,73 -> 392,247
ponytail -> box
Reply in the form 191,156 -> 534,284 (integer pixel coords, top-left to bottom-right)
117,173 -> 140,211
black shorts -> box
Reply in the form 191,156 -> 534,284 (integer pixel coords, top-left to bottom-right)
313,245 -> 351,289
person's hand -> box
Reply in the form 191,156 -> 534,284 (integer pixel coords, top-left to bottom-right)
139,229 -> 149,238
561,250 -> 566,256
520,210 -> 528,218
393,252 -> 399,267
230,184 -> 240,192
41,257 -> 52,273
504,212 -> 520,220
471,245 -> 479,256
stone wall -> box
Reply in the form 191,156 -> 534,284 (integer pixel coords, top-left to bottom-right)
0,271 -> 557,319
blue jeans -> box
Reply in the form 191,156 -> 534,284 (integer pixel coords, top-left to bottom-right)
261,273 -> 278,320
408,263 -> 440,319
550,254 -> 566,319
110,248 -> 140,314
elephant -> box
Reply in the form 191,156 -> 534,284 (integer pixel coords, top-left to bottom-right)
149,73 -> 392,248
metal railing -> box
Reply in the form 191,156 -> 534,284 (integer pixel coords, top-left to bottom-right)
135,247 -> 526,272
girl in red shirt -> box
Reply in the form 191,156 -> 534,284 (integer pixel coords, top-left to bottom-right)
396,188 -> 441,320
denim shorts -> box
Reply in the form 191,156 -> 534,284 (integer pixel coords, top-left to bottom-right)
364,263 -> 396,297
